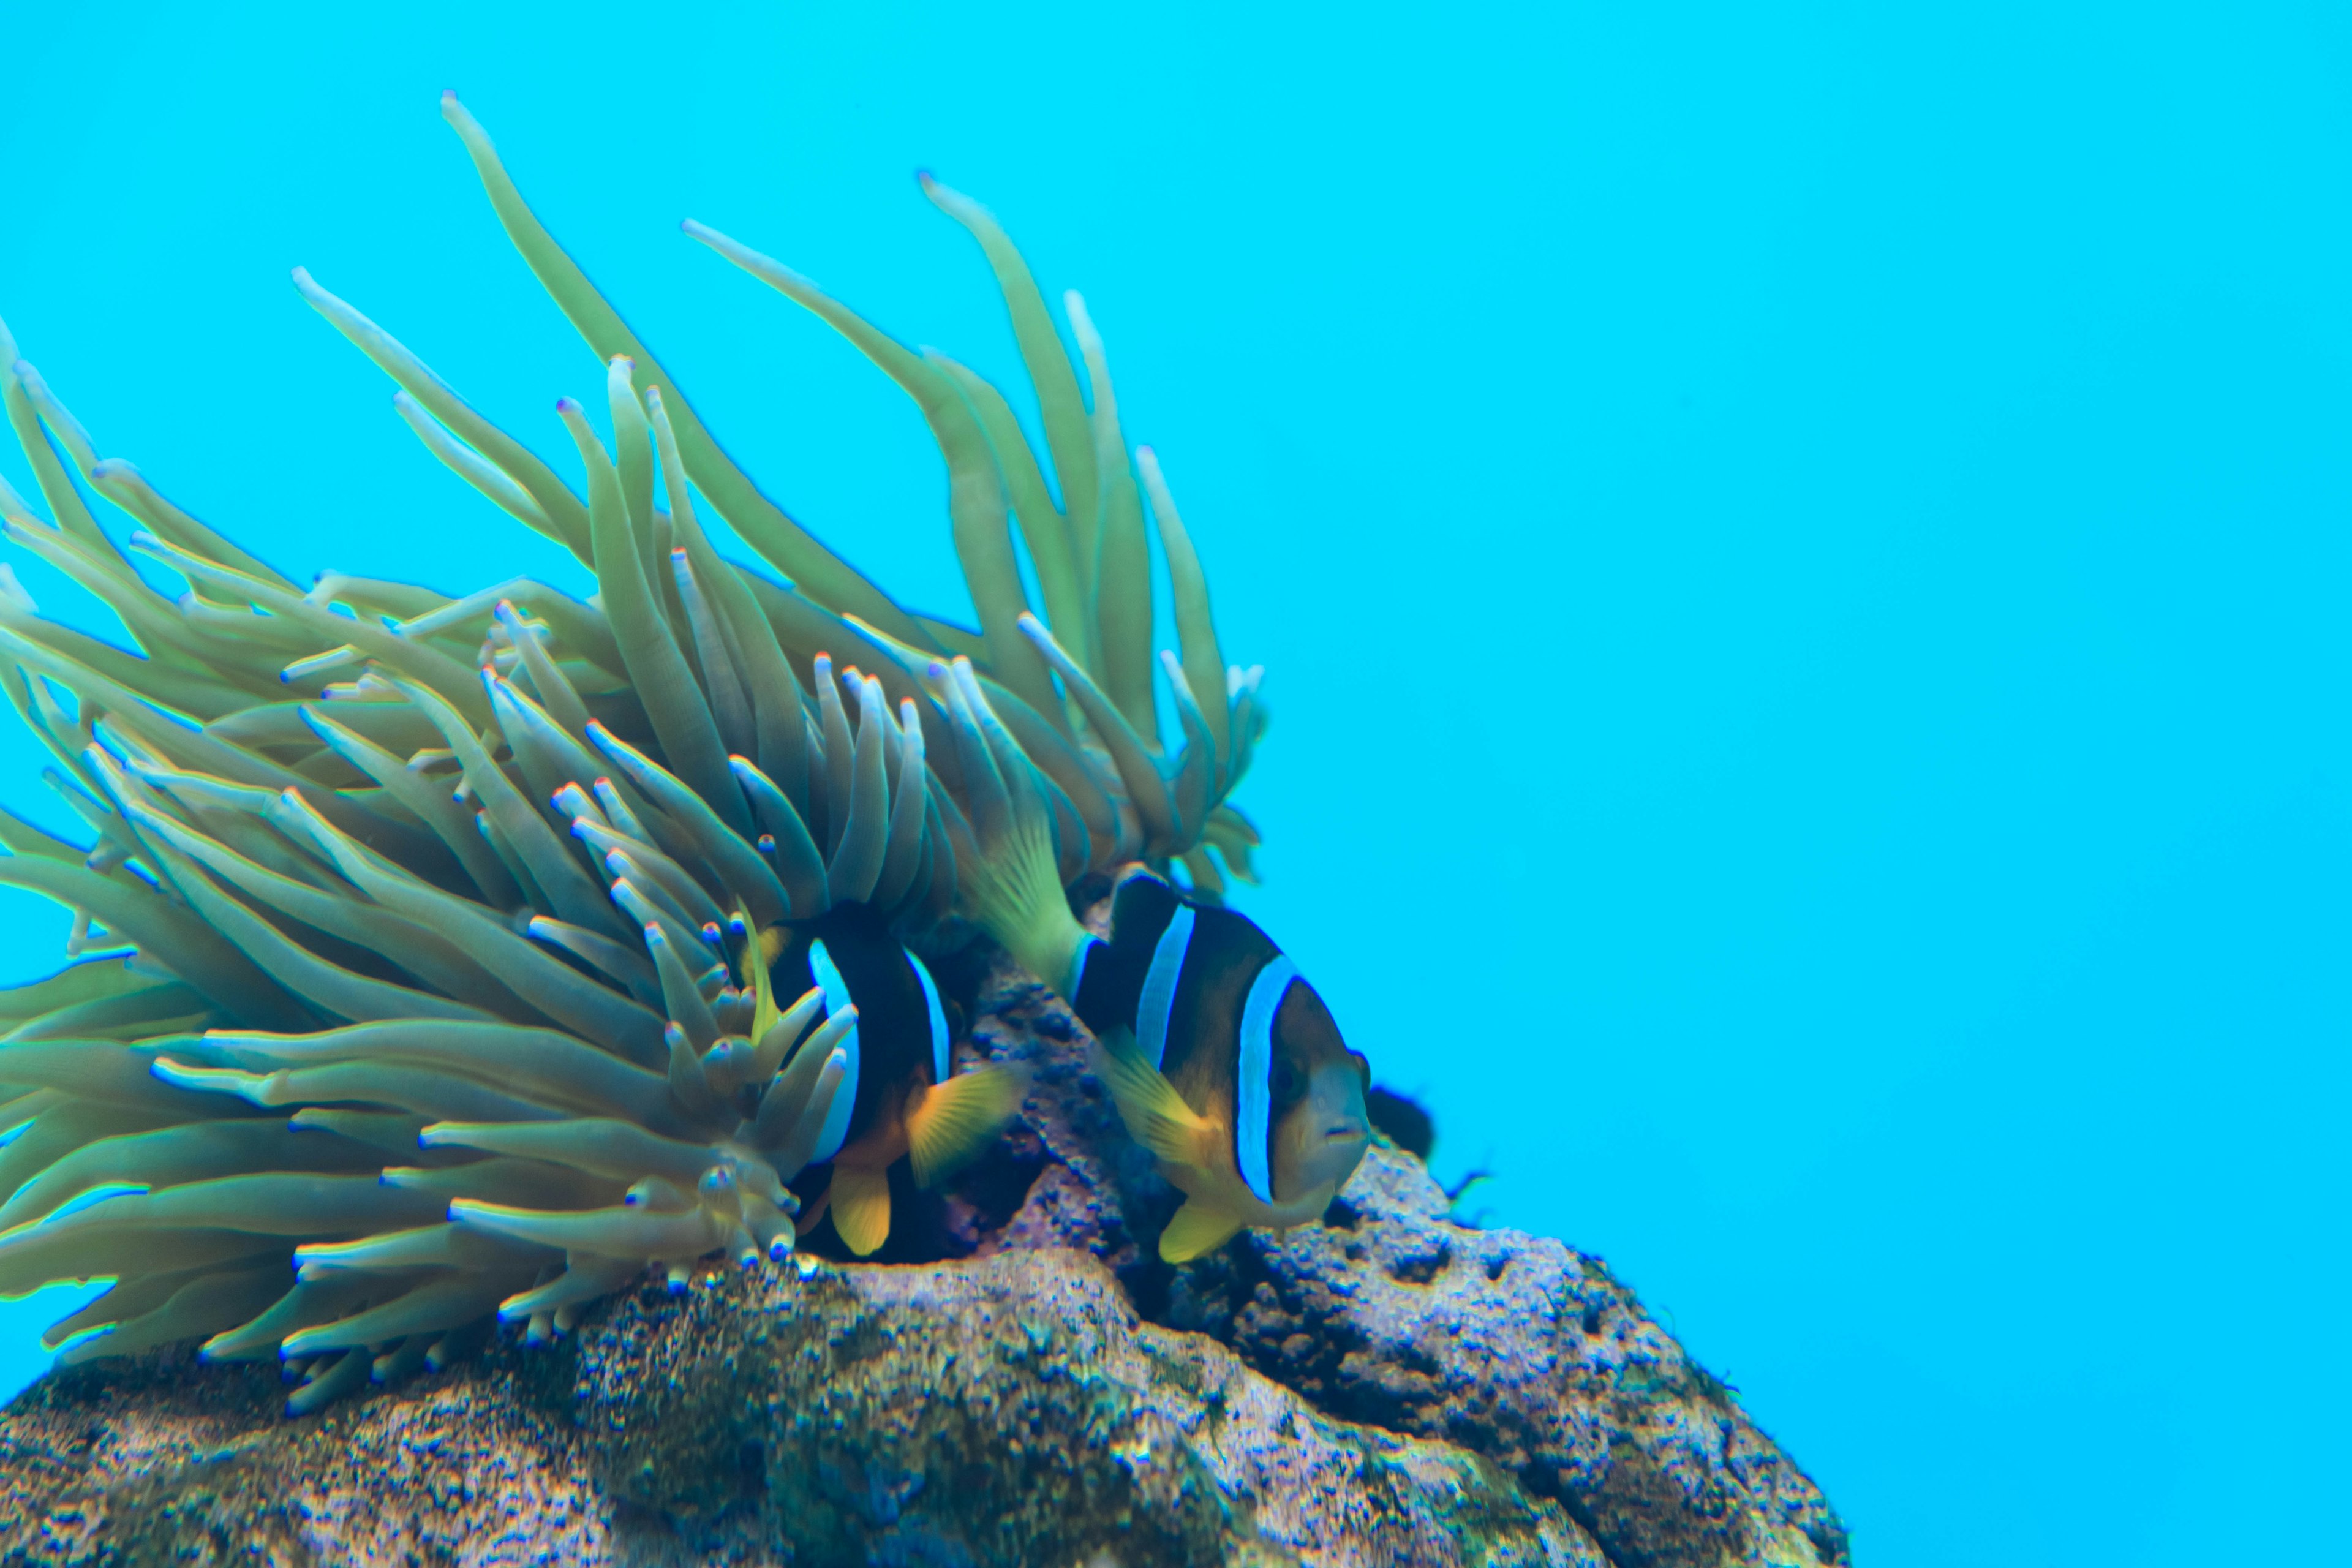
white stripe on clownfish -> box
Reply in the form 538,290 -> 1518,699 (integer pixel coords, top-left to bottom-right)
909,949 -> 950,1084
1235,956 -> 1298,1205
807,937 -> 860,1163
1136,903 -> 1196,1071
1068,935 -> 1105,1000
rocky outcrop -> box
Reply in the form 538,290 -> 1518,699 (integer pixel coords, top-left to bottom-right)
1164,1153 -> 1845,1568
0,951 -> 1846,1567
0,1251 -> 1597,1566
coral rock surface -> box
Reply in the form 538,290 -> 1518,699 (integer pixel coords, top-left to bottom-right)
0,1254 -> 1593,1566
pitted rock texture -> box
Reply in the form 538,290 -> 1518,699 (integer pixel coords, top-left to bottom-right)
584,1250 -> 1599,1566
0,1350 -> 608,1564
1162,1153 -> 1846,1568
935,911 -> 1173,1284
0,1251 -> 1595,1567
956,956 -> 1849,1568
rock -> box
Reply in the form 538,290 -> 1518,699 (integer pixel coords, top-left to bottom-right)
959,957 -> 1851,1568
0,1345 -> 606,1565
938,914 -> 1178,1286
0,947 -> 1848,1567
0,1251 -> 1600,1566
1163,1152 -> 1848,1568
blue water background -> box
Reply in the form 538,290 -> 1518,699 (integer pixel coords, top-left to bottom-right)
1,4 -> 2346,1561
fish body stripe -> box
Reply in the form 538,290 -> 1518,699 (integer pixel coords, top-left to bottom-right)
1136,904 -> 1196,1071
1235,955 -> 1297,1205
909,949 -> 950,1084
1069,935 -> 1106,1003
807,937 -> 859,1163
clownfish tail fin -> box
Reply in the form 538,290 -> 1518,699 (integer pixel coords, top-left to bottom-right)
906,1066 -> 1025,1188
1159,1198 -> 1244,1263
828,1165 -> 891,1257
1092,1031 -> 1213,1168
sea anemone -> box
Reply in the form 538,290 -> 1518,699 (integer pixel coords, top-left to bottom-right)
0,93 -> 1263,1409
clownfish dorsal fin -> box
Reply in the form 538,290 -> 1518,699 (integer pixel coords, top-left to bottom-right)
1159,1199 -> 1244,1263
906,1066 -> 1023,1188
1092,1032 -> 1215,1168
829,1164 -> 891,1256
1113,862 -> 1177,900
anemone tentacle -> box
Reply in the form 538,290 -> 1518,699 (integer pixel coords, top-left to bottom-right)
0,94 -> 1274,1406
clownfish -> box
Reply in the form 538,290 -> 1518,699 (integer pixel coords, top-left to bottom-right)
1070,870 -> 1371,1262
764,903 -> 1021,1255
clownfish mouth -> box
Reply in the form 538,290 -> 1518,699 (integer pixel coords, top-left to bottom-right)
1322,1120 -> 1368,1145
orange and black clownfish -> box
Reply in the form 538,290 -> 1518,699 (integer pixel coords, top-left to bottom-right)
1071,870 -> 1372,1262
767,903 -> 1020,1256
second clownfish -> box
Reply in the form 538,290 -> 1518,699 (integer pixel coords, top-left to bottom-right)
764,903 -> 1020,1255
1071,869 -> 1372,1262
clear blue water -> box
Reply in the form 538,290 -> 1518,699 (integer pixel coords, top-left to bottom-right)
1,3 -> 2346,1562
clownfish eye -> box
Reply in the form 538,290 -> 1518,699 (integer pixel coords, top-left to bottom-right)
1269,1061 -> 1301,1102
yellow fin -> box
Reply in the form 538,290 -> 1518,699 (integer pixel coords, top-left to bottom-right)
748,916 -> 783,1041
1159,1198 -> 1244,1263
1092,1032 -> 1214,1168
829,1165 -> 891,1257
906,1066 -> 1022,1188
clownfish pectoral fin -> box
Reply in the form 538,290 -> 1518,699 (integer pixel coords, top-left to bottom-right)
829,1166 -> 891,1256
1091,1032 -> 1217,1169
906,1067 -> 1024,1189
1158,1199 -> 1245,1263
